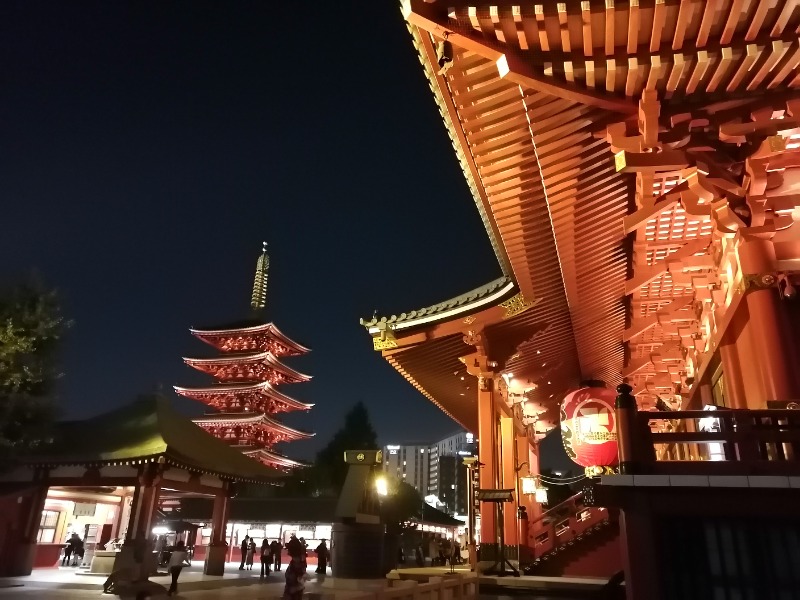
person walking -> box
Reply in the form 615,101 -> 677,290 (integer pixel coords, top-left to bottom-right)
246,538 -> 256,570
166,540 -> 188,597
270,538 -> 282,571
283,554 -> 307,600
314,539 -> 329,574
238,535 -> 250,570
260,539 -> 271,580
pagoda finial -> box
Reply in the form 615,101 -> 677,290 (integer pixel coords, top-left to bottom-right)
251,241 -> 270,311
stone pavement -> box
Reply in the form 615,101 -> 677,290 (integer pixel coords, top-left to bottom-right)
0,562 -> 333,599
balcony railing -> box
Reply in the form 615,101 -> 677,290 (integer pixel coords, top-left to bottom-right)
623,408 -> 800,475
523,491 -> 610,564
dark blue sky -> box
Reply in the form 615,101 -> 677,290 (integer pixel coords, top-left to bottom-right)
0,1 -> 569,468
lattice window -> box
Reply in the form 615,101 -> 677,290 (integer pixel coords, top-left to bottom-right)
38,510 -> 59,543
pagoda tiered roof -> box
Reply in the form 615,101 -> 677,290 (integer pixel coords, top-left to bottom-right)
193,411 -> 315,443
190,321 -> 310,356
173,381 -> 313,413
241,447 -> 309,470
182,351 -> 312,385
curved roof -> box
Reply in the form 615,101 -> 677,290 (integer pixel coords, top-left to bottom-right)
25,395 -> 286,483
173,381 -> 314,411
182,351 -> 312,383
190,321 -> 310,355
361,276 -> 516,332
193,411 -> 315,440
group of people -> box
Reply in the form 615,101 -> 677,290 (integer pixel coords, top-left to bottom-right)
237,534 -> 330,580
61,533 -> 85,567
411,537 -> 463,567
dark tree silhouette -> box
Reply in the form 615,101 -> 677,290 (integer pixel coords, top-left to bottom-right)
0,280 -> 69,463
277,401 -> 378,497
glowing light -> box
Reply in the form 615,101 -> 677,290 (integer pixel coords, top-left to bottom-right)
535,488 -> 548,504
520,476 -> 537,495
375,476 -> 389,497
152,526 -> 169,535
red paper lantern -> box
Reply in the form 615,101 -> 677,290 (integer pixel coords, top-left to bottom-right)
560,387 -> 618,468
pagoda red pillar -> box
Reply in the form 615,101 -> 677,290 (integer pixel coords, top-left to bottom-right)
204,481 -> 234,576
719,341 -> 746,409
737,239 -> 800,404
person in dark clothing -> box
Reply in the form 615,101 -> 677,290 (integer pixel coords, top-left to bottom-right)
314,540 -> 329,574
286,534 -> 303,559
62,533 -> 81,566
260,539 -> 271,580
238,535 -> 250,570
167,541 -> 188,597
283,554 -> 306,600
270,539 -> 282,571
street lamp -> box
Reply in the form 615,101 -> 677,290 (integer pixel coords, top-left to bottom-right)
375,475 -> 389,497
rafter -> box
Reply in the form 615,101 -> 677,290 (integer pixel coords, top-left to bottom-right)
401,0 -> 637,113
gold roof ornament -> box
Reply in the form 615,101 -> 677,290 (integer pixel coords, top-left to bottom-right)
251,241 -> 269,311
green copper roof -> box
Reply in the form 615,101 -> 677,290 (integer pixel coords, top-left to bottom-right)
29,395 -> 286,483
360,276 -> 515,329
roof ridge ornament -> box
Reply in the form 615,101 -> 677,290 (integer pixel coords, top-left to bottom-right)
251,241 -> 269,312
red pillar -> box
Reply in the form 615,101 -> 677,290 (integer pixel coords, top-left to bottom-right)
619,504 -> 661,600
477,382 -> 497,544
719,342 -> 746,409
7,470 -> 49,576
112,464 -> 162,581
500,417 -> 518,548
738,239 -> 800,403
204,481 -> 233,575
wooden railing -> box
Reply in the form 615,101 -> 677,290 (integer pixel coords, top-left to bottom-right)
626,408 -> 800,475
525,491 -> 609,563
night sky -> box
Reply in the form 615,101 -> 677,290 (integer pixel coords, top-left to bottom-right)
0,1 -> 570,469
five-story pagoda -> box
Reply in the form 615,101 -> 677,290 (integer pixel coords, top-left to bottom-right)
175,242 -> 314,470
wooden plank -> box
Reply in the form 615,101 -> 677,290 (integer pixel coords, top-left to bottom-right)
605,0 -> 615,56
535,4 -> 549,51
558,2 -> 571,54
726,43 -> 760,92
686,50 -> 710,93
646,55 -> 665,90
706,46 -> 733,92
665,53 -> 689,98
746,0 -> 772,41
581,1 -> 593,57
672,0 -> 693,50
747,40 -> 790,91
721,0 -> 745,45
696,0 -> 717,48
650,0 -> 666,52
772,0 -> 799,37
512,5 -> 529,50
628,0 -> 640,55
490,5 -> 506,44
770,41 -> 800,89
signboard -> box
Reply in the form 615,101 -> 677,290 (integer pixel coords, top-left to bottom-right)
73,503 -> 97,518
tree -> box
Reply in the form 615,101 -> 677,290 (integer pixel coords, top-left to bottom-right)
310,401 -> 378,496
379,478 -> 423,535
0,281 -> 69,462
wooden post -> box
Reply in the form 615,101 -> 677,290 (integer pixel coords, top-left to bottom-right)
500,417 -> 518,550
204,480 -> 233,575
738,239 -> 800,404
477,382 -> 497,544
719,342 -> 746,409
615,383 -> 640,474
7,469 -> 49,576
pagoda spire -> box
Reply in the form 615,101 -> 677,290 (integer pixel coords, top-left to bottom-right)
251,241 -> 269,312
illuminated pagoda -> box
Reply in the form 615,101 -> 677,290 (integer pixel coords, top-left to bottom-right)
175,243 -> 314,470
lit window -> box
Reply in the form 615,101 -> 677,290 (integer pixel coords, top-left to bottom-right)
38,510 -> 59,543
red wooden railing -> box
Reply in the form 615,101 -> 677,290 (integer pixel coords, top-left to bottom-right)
627,408 -> 800,475
525,491 -> 609,562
